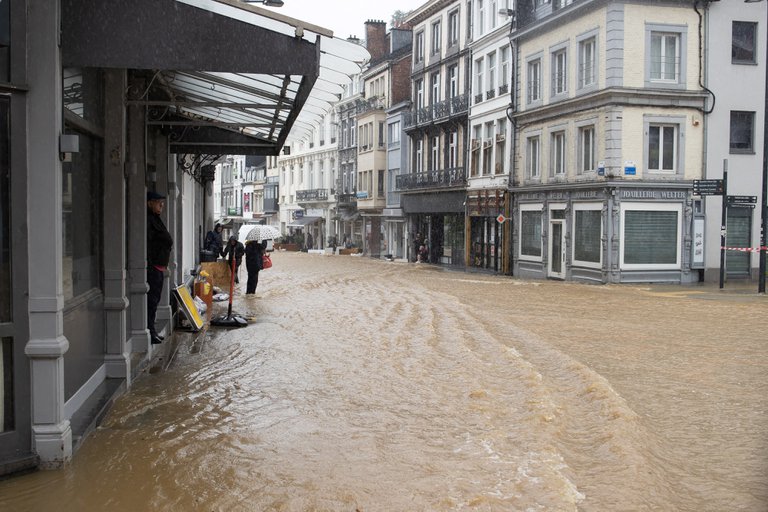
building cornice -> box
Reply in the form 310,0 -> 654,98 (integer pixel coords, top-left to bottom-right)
407,0 -> 459,26
512,87 -> 708,126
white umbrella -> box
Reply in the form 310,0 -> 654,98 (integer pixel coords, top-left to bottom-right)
245,225 -> 280,242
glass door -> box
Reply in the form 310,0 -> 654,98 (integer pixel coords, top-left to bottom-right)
549,210 -> 566,279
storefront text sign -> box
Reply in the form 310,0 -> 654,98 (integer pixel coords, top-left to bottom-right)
620,190 -> 686,200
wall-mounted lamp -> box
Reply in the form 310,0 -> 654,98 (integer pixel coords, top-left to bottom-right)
498,8 -> 516,18
59,134 -> 79,162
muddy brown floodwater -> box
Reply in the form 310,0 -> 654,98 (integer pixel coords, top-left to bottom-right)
1,252 -> 767,511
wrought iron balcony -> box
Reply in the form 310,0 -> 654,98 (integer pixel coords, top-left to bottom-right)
339,147 -> 357,162
296,188 -> 329,203
356,95 -> 386,115
395,166 -> 467,191
404,93 -> 469,129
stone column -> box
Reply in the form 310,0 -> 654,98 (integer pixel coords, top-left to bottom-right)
24,0 -> 71,467
154,134 -> 172,330
102,70 -> 130,380
126,84 -> 150,353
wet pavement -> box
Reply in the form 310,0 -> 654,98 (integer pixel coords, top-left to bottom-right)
1,252 -> 766,511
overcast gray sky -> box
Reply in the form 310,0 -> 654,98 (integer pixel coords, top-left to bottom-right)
269,0 -> 418,40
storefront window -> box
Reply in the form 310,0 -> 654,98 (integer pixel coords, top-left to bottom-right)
62,130 -> 104,301
0,338 -> 12,432
623,208 -> 679,266
0,97 -> 9,321
520,209 -> 542,258
573,209 -> 601,264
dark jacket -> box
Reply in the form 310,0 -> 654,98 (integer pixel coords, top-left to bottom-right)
205,229 -> 224,255
147,209 -> 173,267
222,237 -> 245,266
245,240 -> 265,272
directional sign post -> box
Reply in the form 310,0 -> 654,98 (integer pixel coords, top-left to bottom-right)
693,179 -> 724,196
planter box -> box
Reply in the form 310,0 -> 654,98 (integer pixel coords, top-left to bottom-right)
275,243 -> 300,251
339,248 -> 361,255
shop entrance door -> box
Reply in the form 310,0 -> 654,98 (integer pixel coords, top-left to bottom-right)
548,215 -> 566,279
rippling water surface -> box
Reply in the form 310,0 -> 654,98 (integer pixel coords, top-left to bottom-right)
1,253 -> 766,511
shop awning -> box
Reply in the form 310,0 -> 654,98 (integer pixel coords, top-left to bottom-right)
61,0 -> 369,155
288,216 -> 323,227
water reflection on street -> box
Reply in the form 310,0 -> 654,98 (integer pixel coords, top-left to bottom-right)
1,252 -> 767,511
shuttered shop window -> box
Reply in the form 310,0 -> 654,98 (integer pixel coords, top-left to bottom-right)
623,210 -> 678,264
521,210 -> 542,257
574,209 -> 601,263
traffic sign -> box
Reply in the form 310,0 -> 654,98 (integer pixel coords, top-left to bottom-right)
693,179 -> 724,195
496,214 -> 506,223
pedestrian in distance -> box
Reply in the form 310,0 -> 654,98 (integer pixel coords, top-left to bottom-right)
306,232 -> 313,251
204,223 -> 224,257
222,235 -> 245,284
146,190 -> 173,345
244,240 -> 266,295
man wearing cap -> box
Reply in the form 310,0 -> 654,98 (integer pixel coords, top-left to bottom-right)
147,191 -> 173,345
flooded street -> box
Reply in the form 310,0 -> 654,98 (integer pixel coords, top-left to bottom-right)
1,252 -> 766,511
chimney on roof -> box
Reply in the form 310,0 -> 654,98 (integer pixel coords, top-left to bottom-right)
365,19 -> 387,61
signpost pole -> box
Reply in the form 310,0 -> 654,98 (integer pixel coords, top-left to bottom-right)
719,160 -> 728,289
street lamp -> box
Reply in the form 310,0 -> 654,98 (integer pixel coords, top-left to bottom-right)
745,0 -> 768,292
244,0 -> 285,6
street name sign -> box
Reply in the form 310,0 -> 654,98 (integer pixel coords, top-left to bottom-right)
693,179 -> 724,196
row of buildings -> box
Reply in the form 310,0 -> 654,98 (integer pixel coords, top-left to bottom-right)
219,0 -> 766,285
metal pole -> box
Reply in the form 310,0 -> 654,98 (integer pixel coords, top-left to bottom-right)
759,9 -> 768,293
719,160 -> 728,289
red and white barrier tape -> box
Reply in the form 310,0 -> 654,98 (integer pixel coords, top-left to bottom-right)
720,246 -> 768,252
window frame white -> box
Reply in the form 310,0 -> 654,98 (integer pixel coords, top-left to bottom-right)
577,31 -> 597,92
519,203 -> 544,262
576,121 -> 596,174
645,114 -> 685,175
526,134 -> 541,179
572,202 -> 603,268
645,24 -> 687,89
551,43 -> 568,98
550,130 -> 566,176
620,202 -> 682,270
526,54 -> 542,105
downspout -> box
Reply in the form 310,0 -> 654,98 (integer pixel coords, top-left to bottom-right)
504,14 -> 518,275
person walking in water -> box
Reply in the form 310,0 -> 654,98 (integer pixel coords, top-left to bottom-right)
222,235 -> 245,284
146,191 -> 173,345
244,240 -> 266,295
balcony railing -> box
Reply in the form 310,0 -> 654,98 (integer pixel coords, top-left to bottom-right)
357,95 -> 386,115
395,166 -> 467,191
336,193 -> 357,207
296,189 -> 329,202
339,147 -> 357,162
404,93 -> 469,129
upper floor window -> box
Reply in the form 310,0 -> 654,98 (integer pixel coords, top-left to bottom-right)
730,111 -> 755,153
527,58 -> 541,103
431,72 -> 441,104
552,48 -> 567,96
416,79 -> 424,109
415,31 -> 425,64
500,46 -> 510,88
449,65 -> 459,98
650,33 -> 679,81
474,57 -> 484,103
477,0 -> 485,36
431,20 -> 442,55
487,51 -> 497,95
448,10 -> 460,47
527,135 -> 540,178
448,130 -> 458,168
732,21 -> 757,64
646,24 -> 687,88
551,131 -> 566,176
415,139 -> 424,173
648,123 -> 678,173
578,125 -> 596,174
388,121 -> 401,146
578,37 -> 596,89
